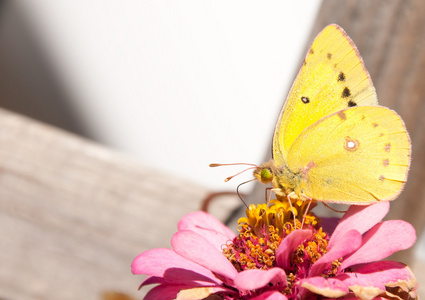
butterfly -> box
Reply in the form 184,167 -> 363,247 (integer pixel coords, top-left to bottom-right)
250,24 -> 411,205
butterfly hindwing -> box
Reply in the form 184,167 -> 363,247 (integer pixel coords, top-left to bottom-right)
285,106 -> 410,204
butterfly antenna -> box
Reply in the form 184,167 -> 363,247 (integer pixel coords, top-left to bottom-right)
322,202 -> 346,213
209,163 -> 260,182
223,167 -> 258,182
236,179 -> 256,208
209,163 -> 259,167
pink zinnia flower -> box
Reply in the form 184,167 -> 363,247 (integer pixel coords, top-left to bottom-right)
132,201 -> 418,299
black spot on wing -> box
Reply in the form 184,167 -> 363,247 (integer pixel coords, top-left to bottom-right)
342,87 -> 351,98
348,100 -> 357,107
327,53 -> 332,59
338,72 -> 345,82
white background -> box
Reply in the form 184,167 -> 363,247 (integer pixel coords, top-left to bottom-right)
17,1 -> 322,192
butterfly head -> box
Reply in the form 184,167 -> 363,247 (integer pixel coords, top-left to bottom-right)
253,161 -> 275,184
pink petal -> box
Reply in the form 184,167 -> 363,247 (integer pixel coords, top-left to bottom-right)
341,220 -> 416,269
320,217 -> 340,236
337,273 -> 386,299
309,230 -> 362,277
329,202 -> 389,249
233,268 -> 287,291
275,229 -> 312,269
338,272 -> 385,291
144,283 -> 231,300
140,276 -> 165,287
334,297 -> 381,300
299,277 -> 349,298
250,291 -> 289,300
144,284 -> 190,300
145,283 -> 236,300
178,211 -> 236,251
176,286 -> 235,299
352,260 -> 414,276
357,262 -> 418,300
172,230 -> 238,281
140,275 -> 223,290
131,248 -> 220,284
342,261 -> 418,292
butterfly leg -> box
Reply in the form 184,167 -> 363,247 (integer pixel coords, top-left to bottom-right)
286,193 -> 297,228
265,187 -> 273,204
301,196 -> 313,229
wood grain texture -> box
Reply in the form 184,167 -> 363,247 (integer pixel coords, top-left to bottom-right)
0,108 -> 239,299
310,0 -> 425,264
311,2 -> 425,296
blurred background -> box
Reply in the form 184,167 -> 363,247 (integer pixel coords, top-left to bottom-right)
0,0 -> 322,191
0,1 -> 424,299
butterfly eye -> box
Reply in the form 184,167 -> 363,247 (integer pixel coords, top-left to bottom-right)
260,168 -> 273,183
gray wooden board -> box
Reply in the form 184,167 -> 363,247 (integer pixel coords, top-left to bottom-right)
0,108 -> 240,299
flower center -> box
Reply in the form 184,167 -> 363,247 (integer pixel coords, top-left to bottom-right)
223,223 -> 281,271
222,199 -> 341,296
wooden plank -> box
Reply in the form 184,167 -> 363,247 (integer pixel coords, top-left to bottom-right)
310,0 -> 425,265
0,108 -> 240,299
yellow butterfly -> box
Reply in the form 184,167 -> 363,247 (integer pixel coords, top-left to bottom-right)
251,24 -> 411,205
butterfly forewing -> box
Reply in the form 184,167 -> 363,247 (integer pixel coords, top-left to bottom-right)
273,24 -> 378,166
